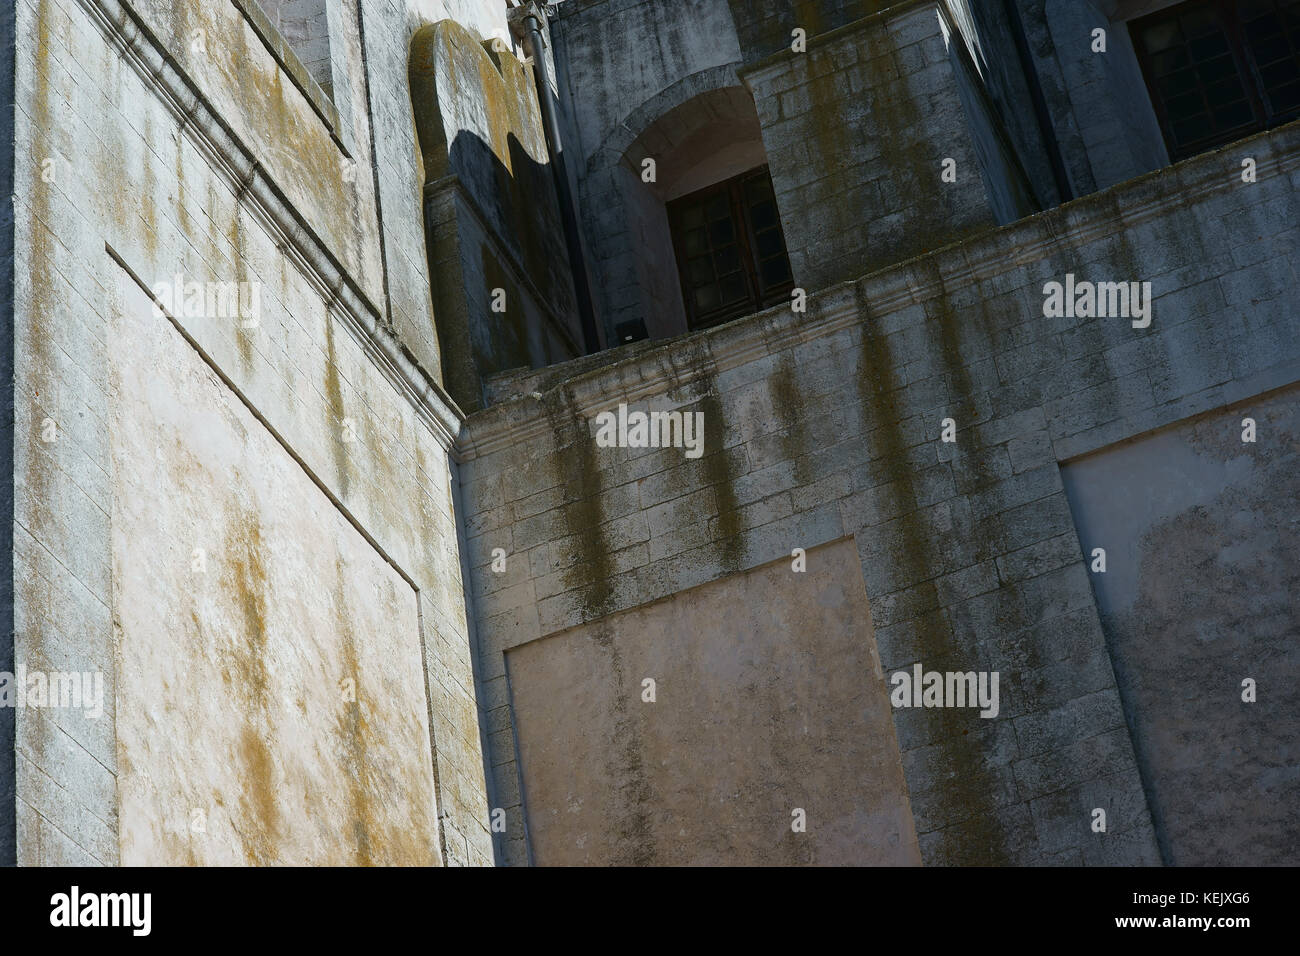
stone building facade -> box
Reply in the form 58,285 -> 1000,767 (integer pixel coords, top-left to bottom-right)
1,0 -> 1297,866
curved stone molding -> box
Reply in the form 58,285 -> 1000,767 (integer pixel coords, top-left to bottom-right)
586,62 -> 746,178
409,18 -> 581,412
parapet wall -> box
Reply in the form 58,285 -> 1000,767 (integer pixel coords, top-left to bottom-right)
459,119 -> 1300,865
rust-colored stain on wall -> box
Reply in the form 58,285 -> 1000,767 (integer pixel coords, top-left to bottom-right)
109,273 -> 439,866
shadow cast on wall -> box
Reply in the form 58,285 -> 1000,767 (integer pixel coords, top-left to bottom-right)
410,19 -> 581,412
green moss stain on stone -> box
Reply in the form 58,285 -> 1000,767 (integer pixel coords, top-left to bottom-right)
25,0 -> 57,691
174,131 -> 191,236
543,389 -> 614,619
653,346 -> 744,571
855,292 -> 928,586
922,260 -> 1002,496
139,110 -> 160,262
801,42 -> 855,241
698,386 -> 745,572
854,286 -> 1009,863
230,519 -> 270,702
226,208 -> 254,368
331,557 -> 375,866
770,354 -> 814,485
863,19 -> 958,262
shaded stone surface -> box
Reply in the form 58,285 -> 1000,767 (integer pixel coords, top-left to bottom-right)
1063,386 -> 1300,865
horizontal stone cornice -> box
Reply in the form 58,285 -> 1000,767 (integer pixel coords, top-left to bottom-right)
73,0 -> 464,452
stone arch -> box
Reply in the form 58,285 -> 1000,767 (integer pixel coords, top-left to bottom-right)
623,85 -> 769,202
578,64 -> 781,342
586,63 -> 747,177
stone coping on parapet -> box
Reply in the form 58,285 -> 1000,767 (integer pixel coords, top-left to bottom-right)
549,0 -> 623,21
74,0 -> 464,454
230,0 -> 347,155
455,118 -> 1300,462
735,0 -> 939,82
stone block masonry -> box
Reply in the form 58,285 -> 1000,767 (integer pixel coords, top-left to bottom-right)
5,0 -> 1298,869
6,0 -> 501,865
459,118 -> 1300,866
741,1 -> 1000,291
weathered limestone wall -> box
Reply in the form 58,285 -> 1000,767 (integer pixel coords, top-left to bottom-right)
1062,386 -> 1300,866
110,277 -> 437,865
0,0 -> 16,867
10,0 -> 495,865
742,2 -> 1000,292
459,120 -> 1300,866
7,0 -> 1296,870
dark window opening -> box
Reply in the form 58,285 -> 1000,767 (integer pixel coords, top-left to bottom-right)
667,166 -> 794,331
1133,0 -> 1300,160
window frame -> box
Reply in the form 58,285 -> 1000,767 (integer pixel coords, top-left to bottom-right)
666,165 -> 794,332
1131,0 -> 1300,161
